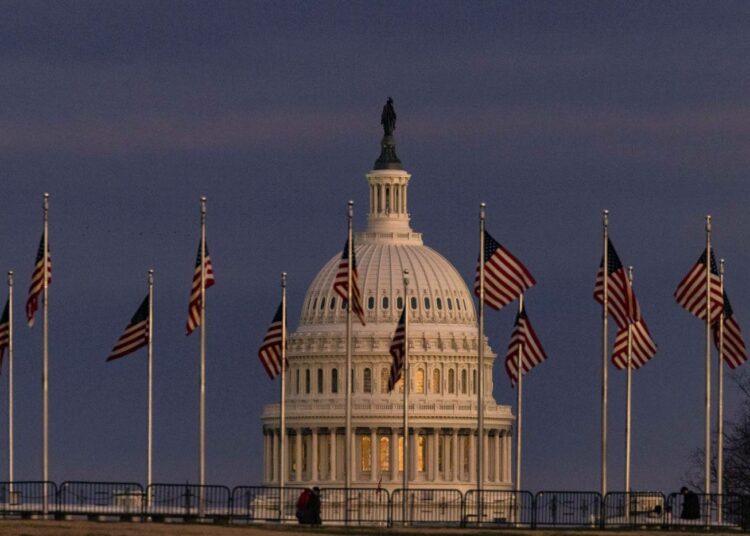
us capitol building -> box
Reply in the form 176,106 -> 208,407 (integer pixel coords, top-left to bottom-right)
261,101 -> 514,492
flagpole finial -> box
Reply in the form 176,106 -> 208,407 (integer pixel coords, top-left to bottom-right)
43,192 -> 49,211
706,214 -> 711,232
281,272 -> 287,288
603,209 -> 609,227
7,270 -> 12,286
628,265 -> 633,283
720,258 -> 725,275
480,202 -> 486,221
148,269 -> 154,285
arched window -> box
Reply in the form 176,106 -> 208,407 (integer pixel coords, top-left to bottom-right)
331,368 -> 338,394
380,368 -> 389,393
312,298 -> 317,310
424,297 -> 431,310
305,369 -> 311,394
415,368 -> 425,394
456,298 -> 461,310
329,297 -> 336,310
317,368 -> 323,393
447,298 -> 453,310
431,368 -> 441,394
436,297 -> 443,310
320,298 -> 326,310
363,368 -> 372,393
461,370 -> 467,394
397,296 -> 404,310
472,369 -> 477,394
448,369 -> 455,394
361,436 -> 372,472
410,297 -> 418,310
382,296 -> 389,309
379,437 -> 390,471
367,296 -> 375,310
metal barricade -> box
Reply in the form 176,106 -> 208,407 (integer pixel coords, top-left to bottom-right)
230,486 -> 304,523
146,484 -> 230,520
534,491 -> 602,527
666,492 -> 747,528
464,490 -> 534,527
0,481 -> 57,517
603,492 -> 665,527
58,481 -> 143,518
318,487 -> 390,526
391,488 -> 463,526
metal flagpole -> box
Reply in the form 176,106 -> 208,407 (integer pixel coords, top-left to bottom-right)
478,203 -> 485,512
514,293 -> 524,495
717,259 -> 725,523
625,266 -> 634,520
280,272 -> 287,519
402,269 -> 410,525
199,196 -> 207,510
601,209 -> 609,498
704,215 -> 712,496
42,192 -> 50,514
7,271 -> 14,493
147,269 -> 154,503
345,201 -> 353,521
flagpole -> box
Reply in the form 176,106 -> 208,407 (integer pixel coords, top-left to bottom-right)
7,271 -> 14,493
199,196 -> 207,504
280,271 -> 287,518
42,192 -> 49,513
625,266 -> 633,518
402,269 -> 410,525
717,259 -> 725,523
345,201 -> 353,517
601,209 -> 609,498
514,293 -> 524,496
147,269 -> 154,501
704,215 -> 712,496
478,202 -> 485,507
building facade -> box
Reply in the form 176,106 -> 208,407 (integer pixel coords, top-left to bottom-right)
260,108 -> 514,492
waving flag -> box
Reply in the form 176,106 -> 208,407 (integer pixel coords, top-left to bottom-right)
713,293 -> 747,369
258,303 -> 285,379
475,230 -> 535,310
594,238 -> 639,329
26,235 -> 51,327
186,242 -> 215,335
675,248 -> 723,321
333,239 -> 366,326
388,309 -> 406,391
107,296 -> 149,361
0,299 -> 9,364
612,318 -> 657,369
504,305 -> 546,385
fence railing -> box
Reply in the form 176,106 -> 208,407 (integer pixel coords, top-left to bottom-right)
0,480 -> 746,530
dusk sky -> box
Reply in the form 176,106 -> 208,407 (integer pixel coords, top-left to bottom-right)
1,1 -> 749,491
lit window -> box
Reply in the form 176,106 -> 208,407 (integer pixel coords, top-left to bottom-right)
317,369 -> 323,394
397,296 -> 404,309
436,297 -> 443,310
417,435 -> 425,472
448,369 -> 455,394
367,296 -> 375,310
382,296 -> 389,309
380,437 -> 390,471
398,436 -> 404,471
363,368 -> 372,393
361,436 -> 372,472
431,369 -> 441,394
331,369 -> 338,394
415,368 -> 425,394
380,368 -> 389,393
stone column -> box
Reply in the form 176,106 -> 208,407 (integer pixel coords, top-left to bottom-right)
295,431 -> 302,482
410,429 -> 419,481
451,430 -> 459,481
329,430 -> 337,482
370,429 -> 378,482
311,429 -> 319,482
505,432 -> 512,483
430,431 -> 439,482
494,432 -> 501,483
469,432 -> 476,482
483,431 -> 490,483
390,428 -> 399,482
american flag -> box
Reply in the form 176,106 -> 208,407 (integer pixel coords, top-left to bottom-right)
713,293 -> 747,369
387,309 -> 406,391
611,318 -> 657,369
107,296 -> 149,362
674,248 -> 724,321
26,235 -> 51,328
258,302 -> 285,379
333,239 -> 366,326
504,305 -> 546,386
474,230 -> 535,311
593,238 -> 638,329
0,299 -> 9,365
186,242 -> 215,335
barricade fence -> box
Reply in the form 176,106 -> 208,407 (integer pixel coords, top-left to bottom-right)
0,480 -> 747,530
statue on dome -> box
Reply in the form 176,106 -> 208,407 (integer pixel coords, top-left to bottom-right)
381,97 -> 397,136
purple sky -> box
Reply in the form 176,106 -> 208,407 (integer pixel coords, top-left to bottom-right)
1,1 -> 749,491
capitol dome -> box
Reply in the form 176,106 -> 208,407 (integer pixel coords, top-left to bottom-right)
260,103 -> 513,493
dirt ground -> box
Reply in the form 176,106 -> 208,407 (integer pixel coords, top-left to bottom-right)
0,521 -> 745,536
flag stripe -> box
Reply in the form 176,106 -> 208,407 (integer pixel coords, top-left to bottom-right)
186,242 -> 216,335
675,249 -> 724,321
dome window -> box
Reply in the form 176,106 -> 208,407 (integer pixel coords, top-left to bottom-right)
363,368 -> 372,393
461,370 -> 467,394
447,298 -> 453,310
367,296 -> 375,310
330,297 -> 336,310
311,298 -> 317,310
456,298 -> 461,310
397,296 -> 404,310
380,368 -> 389,393
448,369 -> 455,394
410,297 -> 418,310
424,297 -> 431,310
431,369 -> 441,394
305,369 -> 311,394
415,368 -> 425,394
320,298 -> 326,310
436,297 -> 443,310
382,296 -> 389,309
317,368 -> 323,394
331,369 -> 338,394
